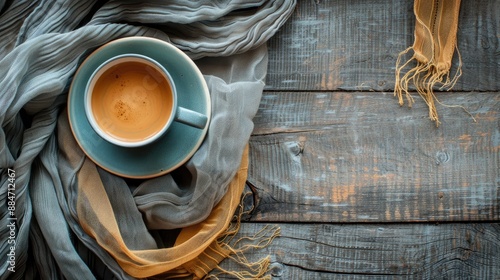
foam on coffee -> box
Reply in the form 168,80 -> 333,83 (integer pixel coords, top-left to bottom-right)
90,61 -> 173,143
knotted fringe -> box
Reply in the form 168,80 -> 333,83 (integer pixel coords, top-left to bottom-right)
394,0 -> 474,126
154,194 -> 280,280
205,192 -> 281,280
394,45 -> 463,126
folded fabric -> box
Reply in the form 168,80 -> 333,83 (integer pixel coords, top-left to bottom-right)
395,0 -> 462,126
0,1 -> 296,279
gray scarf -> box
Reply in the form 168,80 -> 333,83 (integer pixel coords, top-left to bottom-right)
0,1 -> 296,279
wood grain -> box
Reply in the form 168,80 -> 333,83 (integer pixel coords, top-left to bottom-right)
227,1 -> 500,279
217,223 -> 500,279
265,0 -> 500,92
248,91 -> 499,223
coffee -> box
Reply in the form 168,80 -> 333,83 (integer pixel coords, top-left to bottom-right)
90,61 -> 173,143
85,54 -> 208,148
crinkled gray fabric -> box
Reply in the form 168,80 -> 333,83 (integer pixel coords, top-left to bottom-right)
0,0 -> 295,279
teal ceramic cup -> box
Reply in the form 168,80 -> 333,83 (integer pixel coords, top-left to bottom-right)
68,37 -> 211,178
85,53 -> 208,148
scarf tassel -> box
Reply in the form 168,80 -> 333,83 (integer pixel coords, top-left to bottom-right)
394,44 -> 463,126
394,0 -> 474,126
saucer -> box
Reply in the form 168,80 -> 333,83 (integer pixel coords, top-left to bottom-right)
68,37 -> 211,179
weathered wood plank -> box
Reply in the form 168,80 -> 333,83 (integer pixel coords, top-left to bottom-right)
248,91 -> 499,222
218,223 -> 500,279
265,0 -> 500,91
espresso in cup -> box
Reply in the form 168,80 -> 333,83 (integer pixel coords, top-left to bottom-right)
85,54 -> 208,147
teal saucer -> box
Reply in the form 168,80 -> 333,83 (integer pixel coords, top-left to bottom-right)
68,37 -> 210,179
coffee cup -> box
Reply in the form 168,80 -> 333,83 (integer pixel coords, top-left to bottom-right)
84,54 -> 208,148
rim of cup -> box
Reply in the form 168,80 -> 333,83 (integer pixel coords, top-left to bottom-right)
84,54 -> 177,148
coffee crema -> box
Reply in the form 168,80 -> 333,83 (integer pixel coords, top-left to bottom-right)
90,61 -> 173,143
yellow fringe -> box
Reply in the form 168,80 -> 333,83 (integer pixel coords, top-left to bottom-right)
394,45 -> 474,126
204,192 -> 281,280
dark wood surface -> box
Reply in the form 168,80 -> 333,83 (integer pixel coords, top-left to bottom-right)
265,0 -> 499,92
223,223 -> 500,279
249,91 -> 499,223
220,0 -> 499,278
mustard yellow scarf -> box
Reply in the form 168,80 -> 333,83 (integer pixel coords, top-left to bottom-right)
395,0 -> 462,126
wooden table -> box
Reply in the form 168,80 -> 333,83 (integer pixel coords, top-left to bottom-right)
220,1 -> 499,278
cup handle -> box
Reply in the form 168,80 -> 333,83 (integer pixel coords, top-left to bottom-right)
174,107 -> 208,129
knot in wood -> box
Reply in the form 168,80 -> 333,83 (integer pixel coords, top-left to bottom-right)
285,141 -> 304,156
269,262 -> 285,277
435,151 -> 450,165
